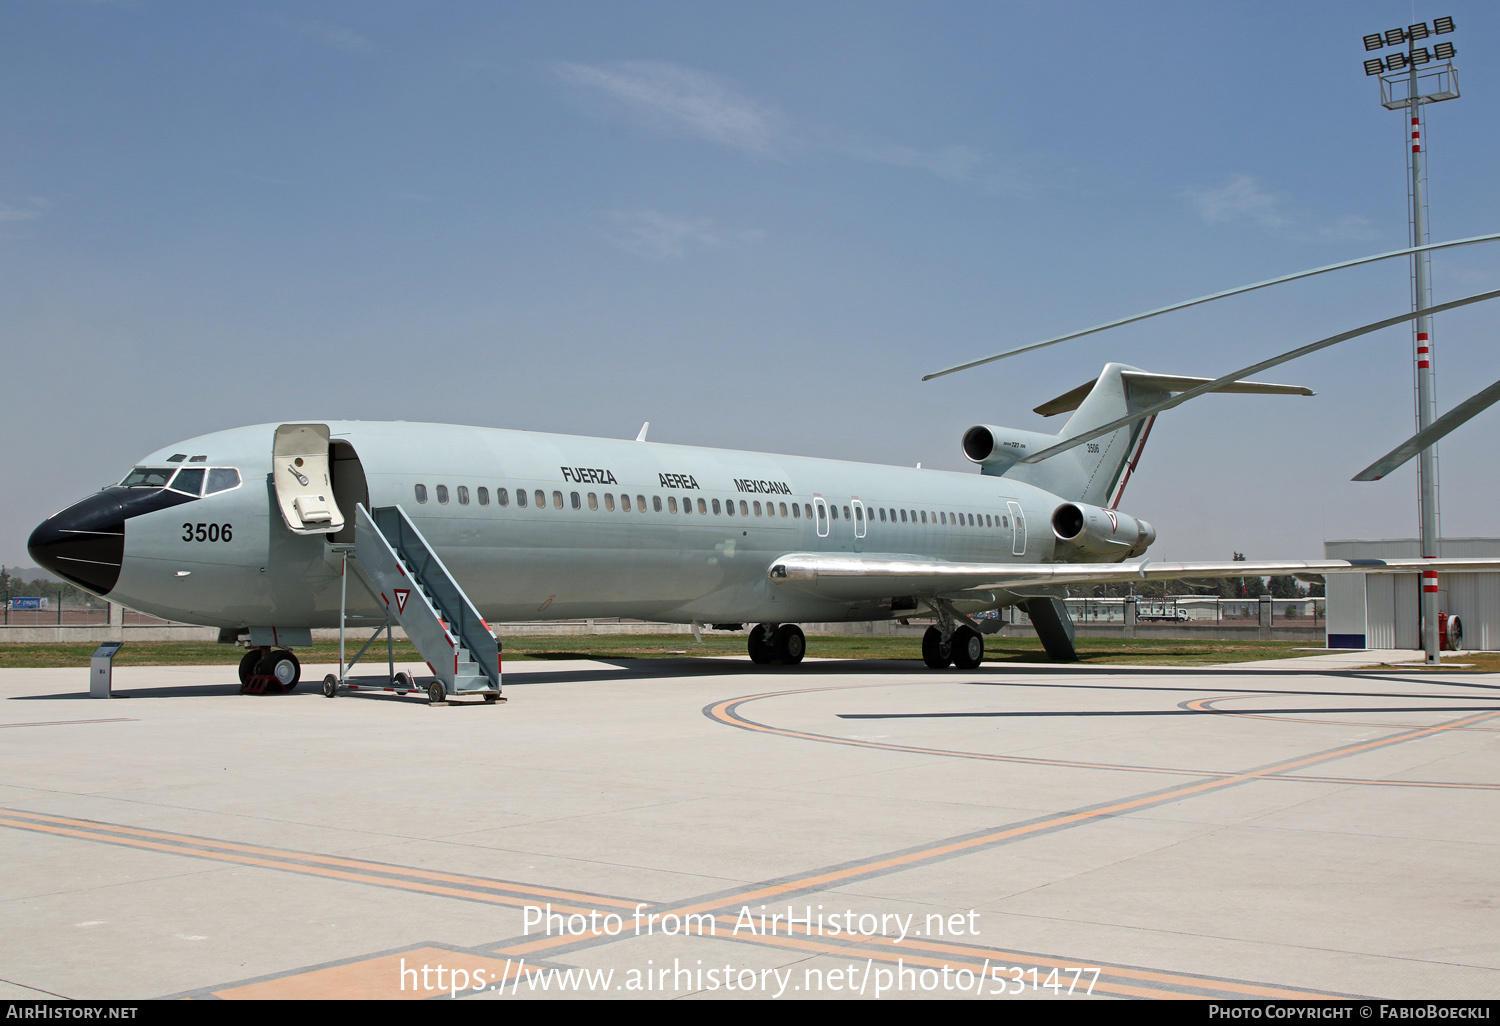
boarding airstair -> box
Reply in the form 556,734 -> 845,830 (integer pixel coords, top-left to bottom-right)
321,503 -> 502,705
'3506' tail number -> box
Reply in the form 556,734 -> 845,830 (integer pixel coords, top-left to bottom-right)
183,523 -> 232,542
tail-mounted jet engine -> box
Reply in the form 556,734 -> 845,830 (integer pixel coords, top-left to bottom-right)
1051,501 -> 1155,559
961,424 -> 1058,468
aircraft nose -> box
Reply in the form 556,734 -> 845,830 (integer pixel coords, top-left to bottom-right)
28,491 -> 128,594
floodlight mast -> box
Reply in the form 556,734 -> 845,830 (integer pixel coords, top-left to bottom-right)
1363,18 -> 1461,665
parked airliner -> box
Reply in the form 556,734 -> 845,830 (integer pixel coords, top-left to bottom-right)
29,363 -> 1494,694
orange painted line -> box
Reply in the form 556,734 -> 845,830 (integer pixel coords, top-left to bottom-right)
0,808 -> 637,909
708,686 -> 1212,778
674,707 -> 1500,917
213,945 -> 533,1001
696,914 -> 1337,1000
496,911 -> 1333,1000
0,814 -> 608,915
1184,695 -> 1500,741
716,685 -> 1500,791
0,718 -> 136,729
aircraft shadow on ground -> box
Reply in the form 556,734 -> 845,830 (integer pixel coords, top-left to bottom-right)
8,657 -> 1495,700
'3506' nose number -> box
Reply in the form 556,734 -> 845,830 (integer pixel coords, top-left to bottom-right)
182,523 -> 233,542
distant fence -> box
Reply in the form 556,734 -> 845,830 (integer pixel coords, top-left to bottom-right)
1,600 -> 187,628
1013,596 -> 1325,629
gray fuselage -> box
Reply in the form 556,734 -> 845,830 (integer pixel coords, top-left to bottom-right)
48,420 -> 1107,630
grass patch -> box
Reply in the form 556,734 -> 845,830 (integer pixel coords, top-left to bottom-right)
0,635 -> 1313,668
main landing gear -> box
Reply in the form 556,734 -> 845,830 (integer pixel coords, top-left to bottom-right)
922,625 -> 983,669
748,623 -> 806,665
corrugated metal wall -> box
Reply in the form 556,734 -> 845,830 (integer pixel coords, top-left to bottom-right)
1324,538 -> 1500,650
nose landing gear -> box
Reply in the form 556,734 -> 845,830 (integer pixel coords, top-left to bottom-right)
238,647 -> 301,694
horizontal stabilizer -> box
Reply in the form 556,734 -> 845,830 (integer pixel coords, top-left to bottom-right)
1034,372 -> 1314,417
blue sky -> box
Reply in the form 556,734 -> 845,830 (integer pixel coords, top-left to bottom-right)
5,1 -> 1499,569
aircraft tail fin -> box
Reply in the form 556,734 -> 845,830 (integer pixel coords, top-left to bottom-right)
961,363 -> 1311,508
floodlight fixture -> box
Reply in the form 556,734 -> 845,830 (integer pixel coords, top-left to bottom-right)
1364,58 -> 1385,76
1434,16 -> 1455,34
1407,22 -> 1430,41
1434,41 -> 1456,61
1384,27 -> 1407,47
1410,47 -> 1432,66
1364,33 -> 1386,51
1385,51 -> 1408,70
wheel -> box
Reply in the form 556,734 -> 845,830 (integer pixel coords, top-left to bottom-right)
321,674 -> 337,698
256,650 -> 301,691
394,671 -> 413,693
922,626 -> 953,669
238,649 -> 261,686
952,626 -> 984,669
748,624 -> 774,664
772,624 -> 805,664
483,693 -> 498,703
1449,616 -> 1463,651
428,680 -> 446,705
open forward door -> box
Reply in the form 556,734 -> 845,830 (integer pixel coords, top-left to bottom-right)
273,423 -> 345,535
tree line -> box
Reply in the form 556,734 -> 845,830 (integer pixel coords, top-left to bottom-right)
0,567 -> 104,609
1077,554 -> 1324,600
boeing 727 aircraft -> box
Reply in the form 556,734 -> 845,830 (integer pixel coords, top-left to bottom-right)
28,362 -> 1498,701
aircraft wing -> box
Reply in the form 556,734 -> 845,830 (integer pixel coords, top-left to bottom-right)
767,553 -> 1500,601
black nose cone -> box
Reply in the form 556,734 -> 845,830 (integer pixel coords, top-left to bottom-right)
29,490 -> 128,594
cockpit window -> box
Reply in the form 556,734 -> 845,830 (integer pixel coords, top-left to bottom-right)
120,467 -> 175,488
205,468 -> 241,494
168,467 -> 205,496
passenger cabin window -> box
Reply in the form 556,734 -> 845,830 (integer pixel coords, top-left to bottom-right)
622,494 -> 632,512
604,493 -> 615,511
653,495 -> 662,512
497,488 -> 509,506
534,489 -> 545,508
668,496 -> 678,513
516,489 -> 527,507
437,485 -> 450,504
712,498 -> 722,515
725,499 -> 733,516
792,503 -> 800,518
552,491 -> 563,509
637,494 -> 647,511
414,484 -> 428,503
589,493 -> 598,510
571,491 -> 581,509
206,468 -> 241,494
457,486 -> 470,505
698,498 -> 708,514
780,503 -> 788,518
478,487 -> 490,506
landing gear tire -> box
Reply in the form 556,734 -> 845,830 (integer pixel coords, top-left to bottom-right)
428,680 -> 446,706
952,626 -> 984,669
238,649 -> 261,686
922,626 -> 953,669
748,624 -> 774,664
257,650 -> 301,691
772,624 -> 806,665
322,674 -> 337,698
